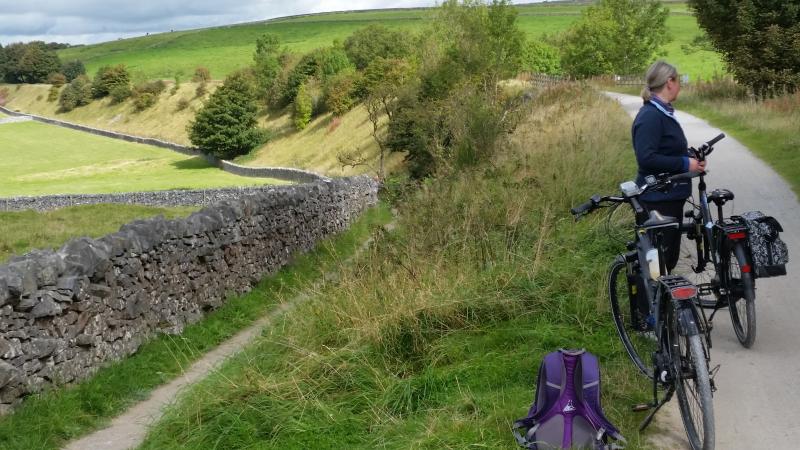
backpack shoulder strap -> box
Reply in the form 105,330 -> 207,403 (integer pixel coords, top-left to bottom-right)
579,352 -> 626,444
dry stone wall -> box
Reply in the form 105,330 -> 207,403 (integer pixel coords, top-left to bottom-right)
0,176 -> 378,412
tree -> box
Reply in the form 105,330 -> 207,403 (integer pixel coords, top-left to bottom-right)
344,58 -> 414,180
62,60 -> 86,81
91,64 -> 131,98
2,41 -> 61,83
253,34 -> 282,99
324,69 -> 361,117
0,44 -> 6,81
293,82 -> 313,130
343,25 -> 413,70
560,0 -> 670,77
188,71 -> 265,159
689,0 -> 800,96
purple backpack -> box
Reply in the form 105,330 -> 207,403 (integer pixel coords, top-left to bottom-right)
513,349 -> 626,449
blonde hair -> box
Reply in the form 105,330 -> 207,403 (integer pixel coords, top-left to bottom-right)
641,60 -> 678,102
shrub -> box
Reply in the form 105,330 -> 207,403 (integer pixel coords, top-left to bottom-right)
47,85 -> 60,102
59,75 -> 92,111
343,25 -> 413,70
133,79 -> 167,96
47,72 -> 67,87
109,84 -> 132,103
192,67 -> 211,83
133,92 -> 156,111
62,60 -> 86,82
170,75 -> 180,95
189,71 -> 265,159
195,82 -> 208,98
284,46 -> 353,104
324,70 -> 361,116
689,74 -> 748,101
293,82 -> 313,130
92,64 -> 130,98
176,98 -> 190,111
521,40 -> 561,75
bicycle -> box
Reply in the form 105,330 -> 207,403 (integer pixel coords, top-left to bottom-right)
572,170 -> 715,450
672,134 -> 758,348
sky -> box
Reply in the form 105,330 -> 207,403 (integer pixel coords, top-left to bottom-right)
0,0 -> 536,46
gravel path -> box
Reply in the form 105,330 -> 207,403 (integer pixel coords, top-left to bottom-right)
606,92 -> 800,450
0,115 -> 32,124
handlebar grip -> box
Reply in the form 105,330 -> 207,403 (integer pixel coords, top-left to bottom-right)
570,201 -> 593,216
707,133 -> 725,147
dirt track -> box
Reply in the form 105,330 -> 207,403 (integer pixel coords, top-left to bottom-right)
606,92 -> 800,450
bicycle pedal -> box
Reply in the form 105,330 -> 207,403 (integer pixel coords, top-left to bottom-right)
631,403 -> 652,412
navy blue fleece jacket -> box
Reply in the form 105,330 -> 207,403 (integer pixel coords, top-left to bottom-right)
631,101 -> 691,202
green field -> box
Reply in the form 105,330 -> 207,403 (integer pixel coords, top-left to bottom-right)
57,2 -> 723,82
0,120 -> 285,197
0,204 -> 197,262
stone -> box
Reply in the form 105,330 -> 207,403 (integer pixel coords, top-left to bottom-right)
27,338 -> 58,358
1,263 -> 37,298
75,334 -> 94,347
0,360 -> 19,388
30,296 -> 62,318
0,339 -> 12,358
56,275 -> 89,300
0,278 -> 9,306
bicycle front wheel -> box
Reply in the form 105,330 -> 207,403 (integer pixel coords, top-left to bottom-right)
727,242 -> 756,348
673,332 -> 715,450
608,258 -> 657,379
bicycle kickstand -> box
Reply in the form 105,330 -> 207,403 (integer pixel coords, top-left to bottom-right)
633,386 -> 675,432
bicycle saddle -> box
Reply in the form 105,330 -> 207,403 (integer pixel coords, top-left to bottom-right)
708,189 -> 734,205
642,210 -> 678,228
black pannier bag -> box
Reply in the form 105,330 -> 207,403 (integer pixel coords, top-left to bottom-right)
736,211 -> 789,277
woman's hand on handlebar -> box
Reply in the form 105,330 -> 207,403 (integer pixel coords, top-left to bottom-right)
689,157 -> 707,173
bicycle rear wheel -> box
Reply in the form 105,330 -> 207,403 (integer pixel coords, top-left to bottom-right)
673,332 -> 715,450
608,258 -> 658,379
727,242 -> 757,348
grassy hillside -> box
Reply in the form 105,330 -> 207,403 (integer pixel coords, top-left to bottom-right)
133,85 -> 655,449
2,82 -> 393,177
57,2 -> 722,81
0,119 -> 285,197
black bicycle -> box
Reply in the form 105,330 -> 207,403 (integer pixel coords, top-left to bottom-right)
572,171 -> 715,450
672,134 -> 758,347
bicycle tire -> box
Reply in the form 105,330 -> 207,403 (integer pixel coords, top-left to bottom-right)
673,239 -> 719,309
608,258 -> 657,379
673,332 -> 715,450
727,242 -> 757,348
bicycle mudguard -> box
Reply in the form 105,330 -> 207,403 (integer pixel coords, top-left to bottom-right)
659,275 -> 702,336
676,306 -> 701,336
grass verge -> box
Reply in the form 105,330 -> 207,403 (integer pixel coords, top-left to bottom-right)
0,204 -> 198,263
137,85 -> 655,450
0,203 -> 392,450
677,93 -> 800,195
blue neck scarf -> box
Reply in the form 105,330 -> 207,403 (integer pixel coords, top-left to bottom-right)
649,94 -> 677,121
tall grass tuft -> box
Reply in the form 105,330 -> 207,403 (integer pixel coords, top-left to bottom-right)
138,85 -> 653,449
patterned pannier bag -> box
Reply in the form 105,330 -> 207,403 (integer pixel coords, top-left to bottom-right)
736,211 -> 789,278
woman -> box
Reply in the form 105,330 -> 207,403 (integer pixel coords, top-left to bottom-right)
632,60 -> 706,272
